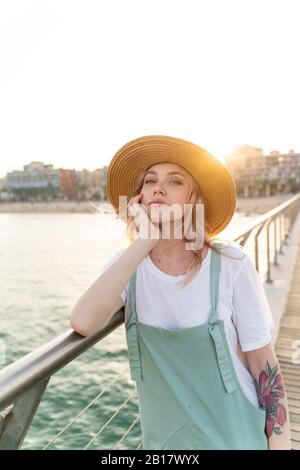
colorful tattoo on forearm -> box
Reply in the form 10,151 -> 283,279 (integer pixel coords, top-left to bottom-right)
253,361 -> 287,437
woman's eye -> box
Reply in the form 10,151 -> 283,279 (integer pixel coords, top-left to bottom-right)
144,180 -> 182,185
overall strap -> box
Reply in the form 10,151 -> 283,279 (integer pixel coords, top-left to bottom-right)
208,249 -> 237,394
208,248 -> 221,324
126,271 -> 143,382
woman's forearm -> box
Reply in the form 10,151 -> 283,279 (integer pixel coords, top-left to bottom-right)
70,236 -> 157,336
246,343 -> 292,450
267,381 -> 291,450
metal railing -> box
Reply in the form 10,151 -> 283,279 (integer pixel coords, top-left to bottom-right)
231,192 -> 300,282
1,192 -> 300,450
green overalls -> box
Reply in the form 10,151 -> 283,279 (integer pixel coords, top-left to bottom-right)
125,248 -> 269,450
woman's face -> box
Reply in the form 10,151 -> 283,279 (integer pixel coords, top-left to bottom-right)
140,162 -> 193,226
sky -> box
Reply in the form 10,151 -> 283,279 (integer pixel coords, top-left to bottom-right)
0,0 -> 300,178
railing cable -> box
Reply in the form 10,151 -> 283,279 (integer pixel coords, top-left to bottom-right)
136,439 -> 143,450
43,365 -> 130,449
83,390 -> 136,450
112,414 -> 140,450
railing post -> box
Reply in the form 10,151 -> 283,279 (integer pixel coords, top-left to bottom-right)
266,219 -> 273,283
254,223 -> 265,274
0,377 -> 50,450
283,210 -> 290,244
279,214 -> 284,254
274,216 -> 279,266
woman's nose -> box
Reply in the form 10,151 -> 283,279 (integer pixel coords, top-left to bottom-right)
153,182 -> 166,195
154,187 -> 165,196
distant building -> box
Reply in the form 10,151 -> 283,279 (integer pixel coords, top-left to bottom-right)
60,169 -> 77,200
225,146 -> 300,197
76,167 -> 106,201
6,161 -> 62,201
0,177 -> 10,201
3,161 -> 109,202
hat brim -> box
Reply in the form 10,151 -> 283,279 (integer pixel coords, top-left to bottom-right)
106,135 -> 237,237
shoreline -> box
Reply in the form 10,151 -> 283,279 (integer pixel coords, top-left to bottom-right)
0,193 -> 294,215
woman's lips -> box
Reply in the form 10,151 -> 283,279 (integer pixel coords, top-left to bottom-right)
149,204 -> 169,208
149,202 -> 169,205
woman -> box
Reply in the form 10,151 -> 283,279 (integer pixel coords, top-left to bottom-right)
70,135 -> 291,450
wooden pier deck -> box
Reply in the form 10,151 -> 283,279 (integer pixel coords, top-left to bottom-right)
275,236 -> 300,450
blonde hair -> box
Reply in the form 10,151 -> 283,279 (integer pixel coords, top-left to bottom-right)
118,164 -> 246,287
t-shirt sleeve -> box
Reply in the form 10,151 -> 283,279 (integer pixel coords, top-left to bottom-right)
100,249 -> 128,305
231,252 -> 276,352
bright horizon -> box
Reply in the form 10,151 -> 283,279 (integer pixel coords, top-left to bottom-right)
1,0 -> 300,178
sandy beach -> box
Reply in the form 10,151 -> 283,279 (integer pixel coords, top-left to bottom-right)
0,200 -> 102,213
235,193 -> 294,214
0,193 -> 295,215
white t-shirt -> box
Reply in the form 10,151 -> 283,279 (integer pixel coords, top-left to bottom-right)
101,241 -> 276,409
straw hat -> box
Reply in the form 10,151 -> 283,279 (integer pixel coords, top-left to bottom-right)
106,135 -> 237,237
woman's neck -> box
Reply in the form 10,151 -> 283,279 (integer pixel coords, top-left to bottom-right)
150,240 -> 208,264
150,240 -> 193,261
149,241 -> 209,276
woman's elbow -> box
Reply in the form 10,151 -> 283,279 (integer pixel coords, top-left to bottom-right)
69,307 -> 97,336
69,311 -> 107,337
70,317 -> 91,337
